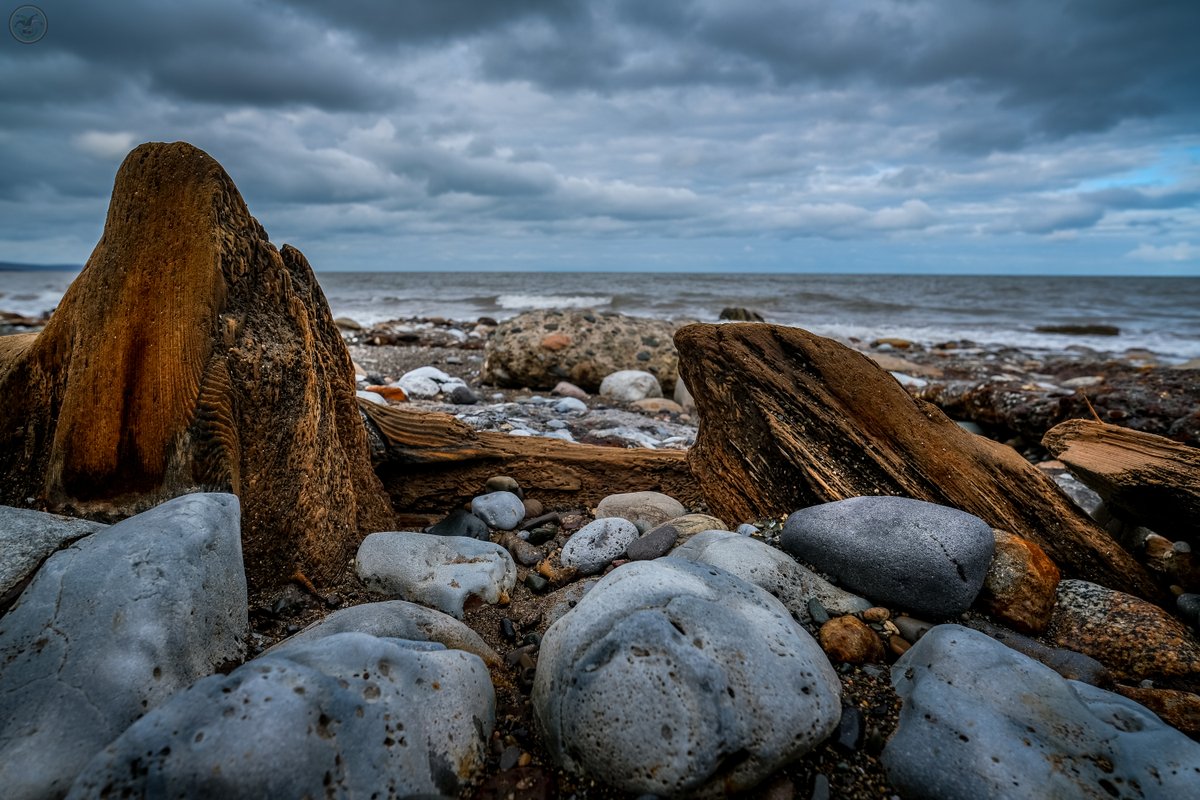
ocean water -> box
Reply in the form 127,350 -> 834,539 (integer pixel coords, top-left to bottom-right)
3,270 -> 1199,360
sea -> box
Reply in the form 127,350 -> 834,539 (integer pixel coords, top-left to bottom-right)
3,270 -> 1199,361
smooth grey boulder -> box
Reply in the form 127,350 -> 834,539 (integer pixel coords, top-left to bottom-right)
672,530 -> 872,624
781,496 -> 994,617
595,490 -> 686,531
0,493 -> 247,800
559,517 -> 640,575
356,531 -> 516,619
533,558 -> 841,797
68,633 -> 495,799
265,600 -> 500,667
470,490 -> 525,530
599,369 -> 663,403
0,506 -> 106,606
883,625 -> 1200,800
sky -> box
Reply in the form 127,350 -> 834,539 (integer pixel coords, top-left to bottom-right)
1,0 -> 1198,275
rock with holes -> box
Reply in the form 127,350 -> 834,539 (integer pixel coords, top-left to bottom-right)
883,624 -> 1200,800
356,531 -> 516,619
671,530 -> 871,625
67,633 -> 495,799
559,517 -> 640,575
533,558 -> 841,796
781,496 -> 994,617
0,493 -> 247,800
0,506 -> 106,606
265,600 -> 500,667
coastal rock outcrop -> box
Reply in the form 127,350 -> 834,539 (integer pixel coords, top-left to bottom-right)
0,493 -> 247,800
532,558 -> 841,796
0,142 -> 393,589
674,322 -> 1162,600
482,309 -> 687,391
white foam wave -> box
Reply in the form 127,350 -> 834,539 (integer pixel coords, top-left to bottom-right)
495,293 -> 612,310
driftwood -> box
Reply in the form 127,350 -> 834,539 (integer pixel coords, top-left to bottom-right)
360,401 -> 699,514
674,323 -> 1163,601
0,142 -> 393,589
1043,419 -> 1200,543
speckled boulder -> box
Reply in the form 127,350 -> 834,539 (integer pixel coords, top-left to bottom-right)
356,531 -> 516,619
0,493 -> 247,800
265,600 -> 500,667
883,624 -> 1200,799
671,530 -> 871,623
482,309 -> 689,391
559,517 -> 640,575
533,558 -> 841,797
68,633 -> 495,799
781,496 -> 994,617
1046,579 -> 1200,682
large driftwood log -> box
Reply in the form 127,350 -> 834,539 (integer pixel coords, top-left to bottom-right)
360,401 -> 700,514
1043,419 -> 1200,543
0,142 -> 393,589
674,323 -> 1162,600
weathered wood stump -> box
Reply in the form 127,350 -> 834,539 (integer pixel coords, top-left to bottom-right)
674,323 -> 1162,600
0,142 -> 393,589
361,402 -> 700,515
1044,419 -> 1200,543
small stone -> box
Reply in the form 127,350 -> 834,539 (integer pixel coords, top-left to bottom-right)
595,491 -> 686,531
501,618 -> 518,642
808,598 -> 831,626
524,574 -> 549,593
735,523 -> 758,537
1178,593 -> 1200,625
598,370 -> 663,403
448,385 -> 479,405
630,398 -> 683,415
553,397 -> 587,414
559,518 -> 640,575
471,491 -> 525,530
526,525 -> 558,546
893,615 -> 934,644
522,498 -> 544,519
500,745 -> 522,770
426,508 -> 490,540
862,607 -> 889,623
977,529 -> 1060,634
834,706 -> 863,752
624,525 -> 678,561
551,381 -> 589,400
888,636 -> 911,658
818,616 -> 885,664
486,476 -> 522,496
363,384 -> 409,402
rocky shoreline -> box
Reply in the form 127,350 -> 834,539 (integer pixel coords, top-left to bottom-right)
3,143 -> 1199,799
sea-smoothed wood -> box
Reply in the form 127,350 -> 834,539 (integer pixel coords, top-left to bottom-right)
674,323 -> 1163,601
1043,419 -> 1200,543
0,142 -> 393,589
361,401 -> 700,513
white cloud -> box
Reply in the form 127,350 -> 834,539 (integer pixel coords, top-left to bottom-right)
1127,242 -> 1198,262
73,131 -> 138,160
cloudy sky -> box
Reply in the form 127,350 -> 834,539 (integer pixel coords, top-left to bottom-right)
2,0 -> 1198,274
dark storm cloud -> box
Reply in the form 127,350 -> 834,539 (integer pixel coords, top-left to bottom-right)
282,0 -> 582,44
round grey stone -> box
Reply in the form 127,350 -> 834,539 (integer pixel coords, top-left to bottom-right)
560,518 -> 640,575
471,491 -> 525,530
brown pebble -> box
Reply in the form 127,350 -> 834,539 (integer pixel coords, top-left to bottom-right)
819,616 -> 886,664
888,636 -> 911,658
862,607 -> 890,623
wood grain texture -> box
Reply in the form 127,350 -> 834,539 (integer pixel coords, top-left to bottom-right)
1043,419 -> 1200,542
674,322 -> 1163,601
0,142 -> 393,589
362,401 -> 700,513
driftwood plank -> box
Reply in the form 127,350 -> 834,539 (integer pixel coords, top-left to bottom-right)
361,401 -> 700,514
1043,419 -> 1200,542
674,323 -> 1163,601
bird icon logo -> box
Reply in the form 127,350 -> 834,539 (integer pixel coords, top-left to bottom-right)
9,5 -> 47,44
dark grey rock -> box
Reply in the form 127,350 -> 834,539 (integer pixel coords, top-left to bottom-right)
448,384 -> 479,405
427,508 -> 491,540
1179,593 -> 1200,626
533,558 -> 841,796
883,625 -> 1200,800
0,506 -> 106,605
672,530 -> 871,624
266,600 -> 499,667
559,517 -> 639,575
471,491 -> 525,530
0,493 -> 247,800
68,633 -> 494,799
781,496 -> 994,617
625,524 -> 679,561
356,531 -> 516,619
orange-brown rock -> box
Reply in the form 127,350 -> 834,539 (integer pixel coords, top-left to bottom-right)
1043,418 -> 1200,543
818,615 -> 885,664
1113,685 -> 1200,737
540,332 -> 572,351
674,323 -> 1162,601
0,142 -> 393,589
364,385 -> 409,402
630,398 -> 684,415
978,529 -> 1061,634
1046,579 -> 1200,687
